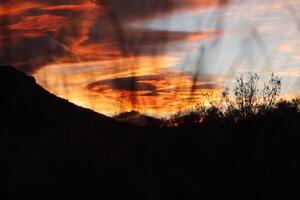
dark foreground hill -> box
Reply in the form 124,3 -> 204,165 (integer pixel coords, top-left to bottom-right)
1,65 -> 300,200
0,66 -> 144,199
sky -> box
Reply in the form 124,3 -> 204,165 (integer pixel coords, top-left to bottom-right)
0,0 -> 300,116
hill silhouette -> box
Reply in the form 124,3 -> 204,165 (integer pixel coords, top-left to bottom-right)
0,65 -> 139,130
0,65 -> 144,199
1,65 -> 300,199
113,110 -> 163,127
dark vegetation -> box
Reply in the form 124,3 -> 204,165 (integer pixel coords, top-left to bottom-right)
1,65 -> 300,199
163,72 -> 298,126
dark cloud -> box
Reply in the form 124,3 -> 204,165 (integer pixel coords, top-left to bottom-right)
86,0 -> 228,58
86,75 -> 165,93
94,0 -> 229,20
141,92 -> 160,97
0,2 -> 92,71
86,74 -> 218,96
41,0 -> 88,5
87,23 -> 209,56
194,83 -> 218,89
120,29 -> 208,56
95,0 -> 174,20
0,34 -> 77,73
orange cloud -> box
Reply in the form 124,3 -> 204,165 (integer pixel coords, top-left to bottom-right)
8,14 -> 66,32
41,4 -> 96,12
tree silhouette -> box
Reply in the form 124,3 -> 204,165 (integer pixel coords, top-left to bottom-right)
222,72 -> 281,118
262,73 -> 281,111
164,72 -> 283,126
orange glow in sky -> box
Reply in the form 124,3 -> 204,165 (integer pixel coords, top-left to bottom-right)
34,56 -> 221,116
1,0 -> 300,116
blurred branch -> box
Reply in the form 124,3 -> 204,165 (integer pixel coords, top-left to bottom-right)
281,0 -> 300,31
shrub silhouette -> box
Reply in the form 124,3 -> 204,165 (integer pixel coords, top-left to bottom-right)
164,72 -> 284,126
222,73 -> 281,118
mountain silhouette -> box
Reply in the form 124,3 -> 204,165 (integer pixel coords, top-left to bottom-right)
113,110 -> 163,127
0,65 -> 132,128
0,65 -> 146,199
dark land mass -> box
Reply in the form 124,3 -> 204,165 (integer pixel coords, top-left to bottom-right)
1,65 -> 300,199
113,110 -> 163,127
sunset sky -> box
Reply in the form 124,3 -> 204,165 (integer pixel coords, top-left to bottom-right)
1,0 -> 300,116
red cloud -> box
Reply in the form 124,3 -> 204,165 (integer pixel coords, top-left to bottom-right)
8,14 -> 66,32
